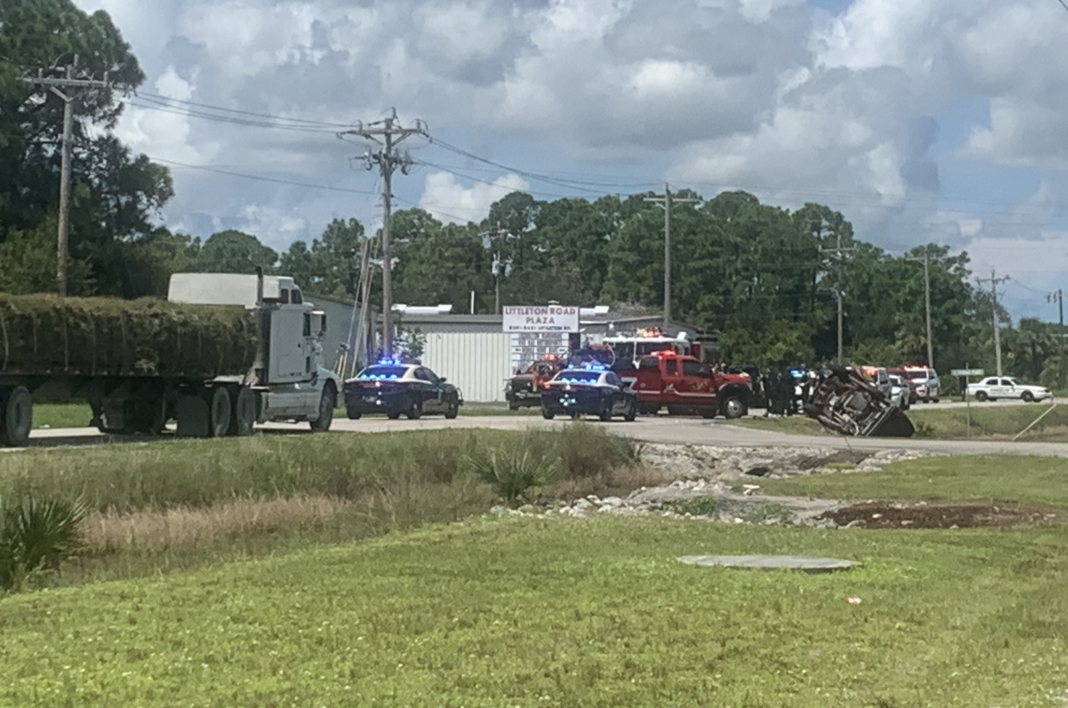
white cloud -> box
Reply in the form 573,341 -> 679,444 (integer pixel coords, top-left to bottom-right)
418,172 -> 531,224
67,0 -> 1068,320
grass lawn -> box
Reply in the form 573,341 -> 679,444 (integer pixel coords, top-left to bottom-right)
2,516 -> 1068,707
30,402 -> 92,429
733,404 -> 1068,442
760,454 -> 1068,510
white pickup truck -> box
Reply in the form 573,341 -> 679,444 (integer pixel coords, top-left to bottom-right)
966,377 -> 1053,403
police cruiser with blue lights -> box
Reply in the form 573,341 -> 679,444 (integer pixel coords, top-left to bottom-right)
343,358 -> 462,420
539,362 -> 639,422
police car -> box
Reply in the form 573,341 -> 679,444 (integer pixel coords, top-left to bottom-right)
344,359 -> 462,420
539,364 -> 639,422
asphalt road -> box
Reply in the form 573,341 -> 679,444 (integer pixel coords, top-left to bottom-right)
17,414 -> 1068,458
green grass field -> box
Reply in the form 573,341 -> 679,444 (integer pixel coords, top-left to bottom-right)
4,429 -> 1068,705
2,515 -> 1068,707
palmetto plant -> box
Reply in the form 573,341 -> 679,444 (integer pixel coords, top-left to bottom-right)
466,448 -> 554,506
0,495 -> 86,592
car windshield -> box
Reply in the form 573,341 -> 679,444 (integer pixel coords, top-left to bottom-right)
555,371 -> 601,384
903,370 -> 929,381
355,366 -> 407,380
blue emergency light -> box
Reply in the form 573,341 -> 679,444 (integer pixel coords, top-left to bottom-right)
582,362 -> 608,371
377,357 -> 404,366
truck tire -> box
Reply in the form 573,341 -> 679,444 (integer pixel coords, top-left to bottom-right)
721,395 -> 747,420
0,386 -> 33,448
230,386 -> 257,437
207,386 -> 232,438
310,384 -> 336,432
975,391 -> 988,402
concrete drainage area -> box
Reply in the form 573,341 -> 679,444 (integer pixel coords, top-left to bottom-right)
492,444 -> 1064,531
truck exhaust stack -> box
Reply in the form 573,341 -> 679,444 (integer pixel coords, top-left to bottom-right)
803,367 -> 915,438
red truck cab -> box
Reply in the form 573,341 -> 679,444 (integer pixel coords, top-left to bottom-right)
619,350 -> 752,419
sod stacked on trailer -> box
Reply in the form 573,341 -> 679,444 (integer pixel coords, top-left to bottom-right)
0,294 -> 259,377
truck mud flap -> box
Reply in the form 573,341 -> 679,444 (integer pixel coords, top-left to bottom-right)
864,407 -> 915,438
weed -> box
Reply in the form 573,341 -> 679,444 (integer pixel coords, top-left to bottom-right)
669,495 -> 719,516
742,503 -> 792,524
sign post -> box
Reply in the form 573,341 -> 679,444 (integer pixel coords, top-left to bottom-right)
502,306 -> 580,372
951,368 -> 984,439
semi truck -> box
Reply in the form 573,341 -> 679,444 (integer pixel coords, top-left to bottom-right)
0,271 -> 341,447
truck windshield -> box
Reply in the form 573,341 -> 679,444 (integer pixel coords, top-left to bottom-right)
904,370 -> 929,380
555,371 -> 601,384
356,366 -> 407,380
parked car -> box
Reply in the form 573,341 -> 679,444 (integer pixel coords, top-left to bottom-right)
540,365 -> 639,421
344,360 -> 462,419
887,374 -> 911,411
966,377 -> 1052,403
860,366 -> 893,399
890,366 -> 941,403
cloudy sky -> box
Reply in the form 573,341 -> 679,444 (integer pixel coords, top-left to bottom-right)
73,0 -> 1068,322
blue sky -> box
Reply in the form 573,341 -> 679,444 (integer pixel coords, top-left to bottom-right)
75,0 -> 1068,324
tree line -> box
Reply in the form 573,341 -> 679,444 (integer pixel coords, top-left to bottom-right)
2,0 -> 1065,387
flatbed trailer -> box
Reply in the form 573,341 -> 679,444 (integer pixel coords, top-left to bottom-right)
0,271 -> 341,447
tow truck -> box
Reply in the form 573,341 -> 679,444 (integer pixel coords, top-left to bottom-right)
619,350 -> 753,419
505,354 -> 567,410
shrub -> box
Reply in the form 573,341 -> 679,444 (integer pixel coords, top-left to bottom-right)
466,448 -> 555,506
0,495 -> 86,591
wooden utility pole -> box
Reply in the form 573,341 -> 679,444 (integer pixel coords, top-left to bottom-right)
645,184 -> 698,327
821,234 -> 856,362
339,110 -> 427,356
905,251 -> 935,369
22,57 -> 110,296
976,269 -> 1010,377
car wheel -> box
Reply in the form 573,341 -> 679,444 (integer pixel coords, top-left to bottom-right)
1022,391 -> 1035,403
347,409 -> 362,420
570,413 -> 582,421
623,400 -> 637,422
542,408 -> 555,420
445,399 -> 459,419
598,400 -> 612,422
387,411 -> 402,420
975,391 -> 988,402
406,399 -> 422,420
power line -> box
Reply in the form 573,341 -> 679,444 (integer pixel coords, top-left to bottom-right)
1055,0 -> 1068,15
124,98 -> 339,134
135,91 -> 351,128
151,156 -> 376,194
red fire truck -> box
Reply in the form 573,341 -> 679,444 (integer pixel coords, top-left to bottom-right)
618,350 -> 752,419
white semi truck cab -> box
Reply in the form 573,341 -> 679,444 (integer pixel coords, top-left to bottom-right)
165,272 -> 342,436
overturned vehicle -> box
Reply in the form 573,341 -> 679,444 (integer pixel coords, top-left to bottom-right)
803,366 -> 915,438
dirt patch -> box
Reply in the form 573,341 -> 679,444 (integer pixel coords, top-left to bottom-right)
818,502 -> 1063,530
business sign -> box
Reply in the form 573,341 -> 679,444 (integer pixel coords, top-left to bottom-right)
502,305 -> 579,333
951,369 -> 985,377
510,332 -> 570,371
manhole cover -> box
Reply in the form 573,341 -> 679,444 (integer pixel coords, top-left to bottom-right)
678,555 -> 855,572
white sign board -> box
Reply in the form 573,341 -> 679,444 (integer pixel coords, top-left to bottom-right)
510,333 -> 570,371
502,305 -> 579,333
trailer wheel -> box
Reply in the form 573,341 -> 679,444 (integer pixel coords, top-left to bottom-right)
207,386 -> 232,438
310,384 -> 336,432
230,386 -> 257,437
0,387 -> 33,448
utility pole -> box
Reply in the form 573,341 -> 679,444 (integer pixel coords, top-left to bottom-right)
339,109 -> 427,357
21,56 -> 110,296
645,183 -> 698,327
1049,289 -> 1064,329
821,234 -> 856,362
976,269 -> 1010,377
481,222 -> 514,314
905,251 -> 935,369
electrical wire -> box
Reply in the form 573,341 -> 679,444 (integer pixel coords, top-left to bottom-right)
135,91 -> 351,128
149,156 -> 376,195
123,98 -> 340,134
